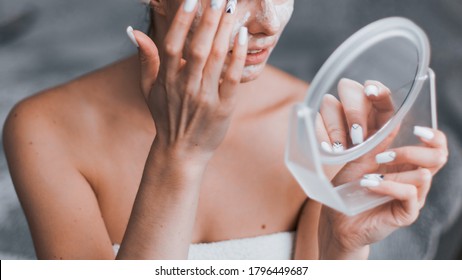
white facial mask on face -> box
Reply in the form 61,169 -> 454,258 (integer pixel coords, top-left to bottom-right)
256,0 -> 294,31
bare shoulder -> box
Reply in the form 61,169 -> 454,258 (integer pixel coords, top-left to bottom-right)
1,57 -> 141,259
3,56 -> 142,157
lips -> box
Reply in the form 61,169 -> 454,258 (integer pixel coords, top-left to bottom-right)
245,48 -> 270,65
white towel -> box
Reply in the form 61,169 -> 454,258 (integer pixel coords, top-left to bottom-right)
113,231 -> 295,260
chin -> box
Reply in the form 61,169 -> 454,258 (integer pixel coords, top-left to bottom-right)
240,63 -> 266,83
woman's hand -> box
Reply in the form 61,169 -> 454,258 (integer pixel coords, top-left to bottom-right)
313,78 -> 448,258
132,1 -> 248,162
319,127 -> 447,259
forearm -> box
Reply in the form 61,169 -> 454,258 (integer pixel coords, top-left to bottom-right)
116,140 -> 209,259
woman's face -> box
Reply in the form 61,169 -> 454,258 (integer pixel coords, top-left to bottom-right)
164,0 -> 294,82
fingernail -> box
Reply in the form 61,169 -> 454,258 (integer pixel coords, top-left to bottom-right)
414,126 -> 434,140
226,0 -> 237,14
321,141 -> 333,153
351,124 -> 364,145
363,174 -> 384,181
184,0 -> 198,12
376,151 -> 396,164
332,141 -> 344,153
360,179 -> 381,188
365,84 -> 379,97
211,0 -> 225,10
238,26 -> 248,45
126,26 -> 139,48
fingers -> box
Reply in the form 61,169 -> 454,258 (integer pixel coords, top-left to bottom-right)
375,127 -> 448,173
316,113 -> 333,153
203,7 -> 236,88
375,146 -> 445,169
361,178 -> 420,225
184,0 -> 226,89
338,78 -> 371,146
219,27 -> 248,104
131,29 -> 160,97
383,169 -> 432,208
360,168 -> 433,227
413,126 -> 448,155
163,0 -> 199,76
363,80 -> 395,128
320,94 -> 348,152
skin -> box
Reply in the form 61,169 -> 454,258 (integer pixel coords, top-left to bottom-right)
2,0 -> 448,260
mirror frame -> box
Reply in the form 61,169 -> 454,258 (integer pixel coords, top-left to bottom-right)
285,17 -> 435,215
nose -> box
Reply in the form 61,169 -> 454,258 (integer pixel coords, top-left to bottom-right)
247,0 -> 281,36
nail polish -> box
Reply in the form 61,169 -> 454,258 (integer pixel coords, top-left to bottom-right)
184,0 -> 198,12
351,124 -> 364,145
376,151 -> 396,164
414,126 -> 434,140
238,26 -> 248,45
365,84 -> 379,97
332,141 -> 344,153
126,26 -> 139,48
360,179 -> 381,188
321,141 -> 333,152
226,0 -> 237,14
363,174 -> 384,181
211,0 -> 224,10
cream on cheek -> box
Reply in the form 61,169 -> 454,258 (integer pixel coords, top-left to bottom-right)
243,0 -> 294,79
229,11 -> 252,48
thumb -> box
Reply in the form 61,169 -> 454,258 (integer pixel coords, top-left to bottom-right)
126,26 -> 160,98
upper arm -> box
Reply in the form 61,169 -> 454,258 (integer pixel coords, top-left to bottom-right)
3,99 -> 114,259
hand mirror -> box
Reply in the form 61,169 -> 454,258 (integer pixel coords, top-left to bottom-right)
285,17 -> 437,216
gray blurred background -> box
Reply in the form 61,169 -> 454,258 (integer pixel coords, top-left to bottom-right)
1,0 -> 461,259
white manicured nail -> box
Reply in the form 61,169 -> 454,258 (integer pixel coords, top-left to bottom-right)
140,0 -> 150,5
238,27 -> 248,45
351,124 -> 364,145
211,0 -> 225,10
321,141 -> 333,152
226,0 -> 237,14
365,85 -> 379,97
376,151 -> 396,164
184,0 -> 198,12
332,141 -> 344,153
126,26 -> 139,48
360,179 -> 381,188
363,174 -> 384,181
414,126 -> 434,140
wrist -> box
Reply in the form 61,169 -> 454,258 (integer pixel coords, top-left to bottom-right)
318,209 -> 370,260
151,137 -> 214,166
139,139 -> 211,192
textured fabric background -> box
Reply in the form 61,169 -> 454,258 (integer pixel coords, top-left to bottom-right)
1,0 -> 461,259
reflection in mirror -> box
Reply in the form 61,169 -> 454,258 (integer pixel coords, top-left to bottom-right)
315,36 -> 419,153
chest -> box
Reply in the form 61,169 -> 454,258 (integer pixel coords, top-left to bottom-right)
91,106 -> 306,244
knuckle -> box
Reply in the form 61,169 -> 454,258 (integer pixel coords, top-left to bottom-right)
202,16 -> 217,29
345,108 -> 363,121
436,149 -> 448,165
164,42 -> 181,57
327,126 -> 347,139
211,46 -> 227,59
419,169 -> 432,183
408,185 -> 418,199
225,72 -> 240,85
400,148 -> 411,161
190,47 -> 208,61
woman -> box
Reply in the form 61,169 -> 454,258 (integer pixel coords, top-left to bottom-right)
2,0 -> 447,259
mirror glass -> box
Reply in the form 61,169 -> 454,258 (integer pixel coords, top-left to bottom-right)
315,36 -> 419,154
